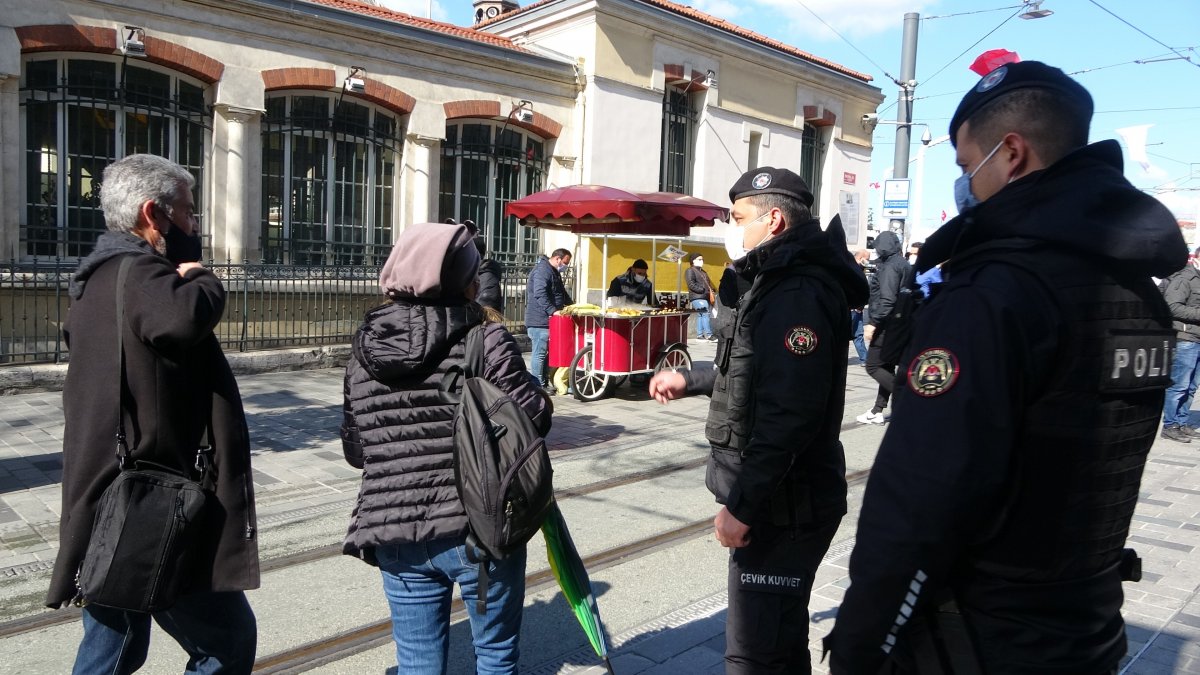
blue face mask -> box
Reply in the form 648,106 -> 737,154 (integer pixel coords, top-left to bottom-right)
953,140 -> 1004,213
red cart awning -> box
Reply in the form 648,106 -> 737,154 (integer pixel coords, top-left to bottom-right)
504,185 -> 728,236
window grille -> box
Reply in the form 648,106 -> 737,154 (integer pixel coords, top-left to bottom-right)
438,122 -> 547,266
659,88 -> 696,193
260,95 -> 403,265
800,123 -> 826,215
19,58 -> 209,258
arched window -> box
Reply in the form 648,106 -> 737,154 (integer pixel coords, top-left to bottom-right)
260,94 -> 403,265
438,121 -> 546,264
20,57 -> 209,258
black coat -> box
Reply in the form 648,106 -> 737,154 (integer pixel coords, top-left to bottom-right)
477,258 -> 504,313
683,218 -> 869,526
866,230 -> 910,328
48,233 -> 259,608
1163,264 -> 1200,342
827,141 -> 1188,674
341,300 -> 551,563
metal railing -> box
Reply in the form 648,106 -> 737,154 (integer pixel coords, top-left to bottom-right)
0,256 -> 566,365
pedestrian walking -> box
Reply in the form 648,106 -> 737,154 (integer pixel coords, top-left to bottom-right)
849,249 -> 870,363
648,167 -> 868,673
825,61 -> 1186,674
685,253 -> 716,341
341,221 -> 552,674
524,248 -> 572,393
50,154 -> 259,674
857,230 -> 910,424
1161,248 -> 1200,442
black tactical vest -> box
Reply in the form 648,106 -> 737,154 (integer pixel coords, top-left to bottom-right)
947,247 -> 1173,668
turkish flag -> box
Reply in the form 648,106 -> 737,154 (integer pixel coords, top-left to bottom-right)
969,49 -> 1021,76
941,209 -> 948,222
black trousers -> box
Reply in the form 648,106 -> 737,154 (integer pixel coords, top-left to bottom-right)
865,329 -> 897,412
725,519 -> 841,674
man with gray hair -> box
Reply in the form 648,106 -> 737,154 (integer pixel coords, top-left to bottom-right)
48,154 -> 260,673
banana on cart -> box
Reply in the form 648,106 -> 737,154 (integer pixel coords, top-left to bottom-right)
560,303 -> 602,316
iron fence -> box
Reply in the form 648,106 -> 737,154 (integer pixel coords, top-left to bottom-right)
0,257 -> 558,365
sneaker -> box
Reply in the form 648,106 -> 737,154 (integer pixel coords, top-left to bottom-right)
1183,425 -> 1200,438
856,410 -> 889,425
1161,424 -> 1192,443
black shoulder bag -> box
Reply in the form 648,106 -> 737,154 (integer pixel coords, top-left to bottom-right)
75,256 -> 212,612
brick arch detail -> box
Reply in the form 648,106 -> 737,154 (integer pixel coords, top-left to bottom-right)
263,69 -> 414,117
803,105 -> 837,128
664,63 -> 710,93
16,25 -> 223,83
443,99 -> 562,139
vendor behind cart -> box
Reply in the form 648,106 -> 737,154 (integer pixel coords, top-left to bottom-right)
606,258 -> 657,306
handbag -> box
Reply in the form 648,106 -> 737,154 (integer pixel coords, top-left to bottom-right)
75,256 -> 212,613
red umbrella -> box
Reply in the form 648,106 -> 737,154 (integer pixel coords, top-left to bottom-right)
504,185 -> 727,236
969,49 -> 1021,76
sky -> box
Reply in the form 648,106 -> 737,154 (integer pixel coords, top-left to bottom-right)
377,0 -> 1200,243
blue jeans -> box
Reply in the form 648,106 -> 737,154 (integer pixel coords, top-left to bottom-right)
376,538 -> 527,675
528,326 -> 549,385
73,591 -> 256,675
850,310 -> 867,362
1163,340 -> 1200,427
691,299 -> 712,338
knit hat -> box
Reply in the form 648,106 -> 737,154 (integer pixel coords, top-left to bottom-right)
632,258 -> 649,270
379,222 -> 481,299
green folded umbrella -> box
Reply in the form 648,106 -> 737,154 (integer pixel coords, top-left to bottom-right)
542,500 -> 615,674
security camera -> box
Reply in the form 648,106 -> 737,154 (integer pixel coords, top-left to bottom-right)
515,108 -> 534,124
344,77 -> 366,94
861,113 -> 879,131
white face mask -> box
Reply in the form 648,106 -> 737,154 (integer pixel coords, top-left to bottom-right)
723,211 -> 774,261
907,254 -> 918,265
633,273 -> 647,283
692,257 -> 704,267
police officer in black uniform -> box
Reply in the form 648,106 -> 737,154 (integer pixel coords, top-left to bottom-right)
824,62 -> 1187,674
648,167 -> 868,673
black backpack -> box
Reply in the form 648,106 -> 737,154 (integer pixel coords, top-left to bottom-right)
442,324 -> 554,612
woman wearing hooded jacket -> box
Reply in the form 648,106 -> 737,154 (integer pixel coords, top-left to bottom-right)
341,222 -> 552,674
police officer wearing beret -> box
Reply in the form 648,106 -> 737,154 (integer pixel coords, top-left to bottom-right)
825,62 -> 1187,673
649,167 -> 868,673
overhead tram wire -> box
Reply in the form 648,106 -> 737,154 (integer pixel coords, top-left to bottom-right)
1087,0 -> 1200,71
920,6 -> 1024,89
789,0 -> 901,87
1070,47 -> 1200,76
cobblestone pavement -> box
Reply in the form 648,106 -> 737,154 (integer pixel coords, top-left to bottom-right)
1,345 -> 1198,673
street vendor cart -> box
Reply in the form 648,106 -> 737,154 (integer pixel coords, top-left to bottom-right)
505,186 -> 728,401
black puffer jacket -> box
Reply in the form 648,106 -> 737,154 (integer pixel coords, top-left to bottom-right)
1164,264 -> 1200,342
341,300 -> 550,564
867,230 -> 911,328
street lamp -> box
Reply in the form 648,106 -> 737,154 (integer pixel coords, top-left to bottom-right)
1019,1 -> 1054,20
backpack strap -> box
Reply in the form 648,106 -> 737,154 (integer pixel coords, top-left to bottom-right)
439,323 -> 488,398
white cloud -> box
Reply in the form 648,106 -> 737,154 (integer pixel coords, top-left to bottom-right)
1157,189 -> 1200,222
374,0 -> 450,22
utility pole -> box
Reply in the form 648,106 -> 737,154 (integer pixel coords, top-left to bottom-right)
890,12 -> 920,243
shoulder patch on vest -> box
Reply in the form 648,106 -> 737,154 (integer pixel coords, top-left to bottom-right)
784,326 -> 818,356
908,348 -> 959,397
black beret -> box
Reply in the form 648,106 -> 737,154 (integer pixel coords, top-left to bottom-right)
632,258 -> 648,269
949,61 -> 1093,144
729,167 -> 814,207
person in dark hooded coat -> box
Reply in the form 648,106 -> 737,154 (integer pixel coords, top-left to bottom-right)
825,61 -> 1188,675
341,221 -> 551,674
50,154 -> 259,673
648,167 -> 869,673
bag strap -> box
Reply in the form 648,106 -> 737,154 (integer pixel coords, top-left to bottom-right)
439,323 -> 488,397
113,256 -> 212,483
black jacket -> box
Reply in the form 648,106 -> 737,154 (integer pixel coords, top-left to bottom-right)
1163,264 -> 1200,342
341,300 -> 551,563
524,256 -> 568,329
683,217 -> 868,527
827,141 -> 1187,674
866,230 -> 910,328
49,233 -> 259,607
685,266 -> 713,301
477,258 -> 505,313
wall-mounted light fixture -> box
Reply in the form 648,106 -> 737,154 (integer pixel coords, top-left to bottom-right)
703,69 -> 717,88
344,66 -> 366,94
123,26 -> 146,57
